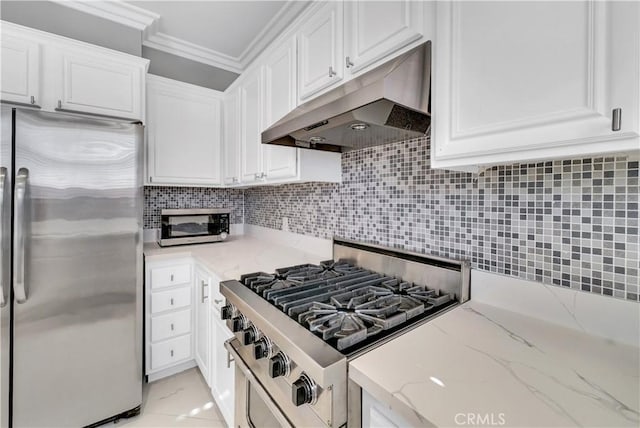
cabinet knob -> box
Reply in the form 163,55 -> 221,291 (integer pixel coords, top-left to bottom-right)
30,95 -> 36,105
170,298 -> 174,306
329,66 -> 336,78
612,108 -> 622,131
201,280 -> 208,303
170,349 -> 174,357
170,323 -> 174,331
170,274 -> 174,281
345,57 -> 354,69
232,177 -> 238,183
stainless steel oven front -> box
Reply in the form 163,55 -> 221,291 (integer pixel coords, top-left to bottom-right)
159,208 -> 230,246
224,338 -> 346,428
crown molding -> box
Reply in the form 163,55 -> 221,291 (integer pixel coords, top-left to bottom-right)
54,0 -> 309,75
51,0 -> 159,31
143,31 -> 244,74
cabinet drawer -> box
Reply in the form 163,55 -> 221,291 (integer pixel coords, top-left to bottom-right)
151,287 -> 191,314
150,335 -> 191,370
151,309 -> 191,342
150,264 -> 191,290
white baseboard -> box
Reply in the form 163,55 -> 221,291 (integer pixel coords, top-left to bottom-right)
146,359 -> 197,383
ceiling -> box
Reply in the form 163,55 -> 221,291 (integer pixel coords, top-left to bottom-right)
55,0 -> 309,74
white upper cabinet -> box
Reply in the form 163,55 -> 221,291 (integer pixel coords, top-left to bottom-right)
55,48 -> 144,120
263,37 -> 298,180
344,0 -> 423,75
431,1 -> 640,171
147,75 -> 223,185
0,21 -> 147,120
239,68 -> 265,184
223,90 -> 241,186
297,1 -> 344,101
0,35 -> 40,107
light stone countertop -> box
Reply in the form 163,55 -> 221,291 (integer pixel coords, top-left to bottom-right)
349,299 -> 640,427
143,235 -> 330,282
144,232 -> 639,427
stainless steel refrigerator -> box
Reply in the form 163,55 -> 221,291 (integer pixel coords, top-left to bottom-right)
0,107 -> 143,427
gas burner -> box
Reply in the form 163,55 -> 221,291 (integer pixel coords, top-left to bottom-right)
240,272 -> 302,295
275,260 -> 362,282
381,278 -> 453,308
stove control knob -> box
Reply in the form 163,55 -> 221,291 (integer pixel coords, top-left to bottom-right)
254,337 -> 273,360
221,305 -> 233,320
268,352 -> 290,378
231,316 -> 245,333
292,373 -> 317,406
242,325 -> 259,345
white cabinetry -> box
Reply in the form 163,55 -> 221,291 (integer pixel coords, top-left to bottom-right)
239,68 -> 265,184
0,21 -> 147,120
147,75 -> 223,185
55,48 -> 144,120
145,259 -> 195,381
223,90 -> 241,185
431,1 -> 640,171
210,276 -> 235,428
297,1 -> 344,101
263,37 -> 298,180
344,0 -> 423,75
0,35 -> 40,106
361,390 -> 411,428
194,267 -> 211,386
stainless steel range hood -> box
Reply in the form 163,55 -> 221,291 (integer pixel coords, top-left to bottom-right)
262,41 -> 430,153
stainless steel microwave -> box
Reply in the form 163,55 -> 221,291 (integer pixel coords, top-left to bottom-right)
159,208 -> 230,247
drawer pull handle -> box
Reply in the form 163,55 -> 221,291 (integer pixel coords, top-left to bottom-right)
170,274 -> 174,282
214,299 -> 223,305
329,66 -> 336,77
170,349 -> 174,357
170,298 -> 174,306
170,323 -> 174,331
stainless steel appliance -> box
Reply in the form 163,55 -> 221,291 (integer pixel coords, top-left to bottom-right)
0,107 -> 143,427
220,239 -> 469,427
261,42 -> 430,153
159,208 -> 230,247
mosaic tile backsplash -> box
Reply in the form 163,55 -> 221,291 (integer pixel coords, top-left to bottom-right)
245,137 -> 639,302
144,186 -> 244,229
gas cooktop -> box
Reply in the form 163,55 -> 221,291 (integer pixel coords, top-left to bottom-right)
239,259 -> 456,353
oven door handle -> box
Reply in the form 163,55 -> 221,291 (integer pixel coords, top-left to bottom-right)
225,338 -> 294,428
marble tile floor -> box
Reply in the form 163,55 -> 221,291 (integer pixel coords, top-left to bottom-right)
107,368 -> 228,427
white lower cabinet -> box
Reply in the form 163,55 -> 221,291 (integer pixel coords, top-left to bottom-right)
362,390 -> 411,428
145,258 -> 195,381
194,267 -> 211,386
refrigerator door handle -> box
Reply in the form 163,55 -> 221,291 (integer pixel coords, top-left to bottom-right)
0,167 -> 5,307
14,168 -> 28,304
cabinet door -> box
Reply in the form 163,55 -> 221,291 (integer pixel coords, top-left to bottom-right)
194,270 -> 210,386
344,0 -> 423,74
223,90 -> 241,185
148,79 -> 222,185
240,69 -> 265,183
57,48 -> 143,120
0,36 -> 40,106
297,1 -> 344,101
263,37 -> 298,180
432,1 -> 640,170
211,316 -> 235,428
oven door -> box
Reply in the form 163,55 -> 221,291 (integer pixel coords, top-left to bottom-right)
225,338 -> 293,428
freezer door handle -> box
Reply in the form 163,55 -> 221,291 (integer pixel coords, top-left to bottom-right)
14,168 -> 28,304
0,167 -> 6,307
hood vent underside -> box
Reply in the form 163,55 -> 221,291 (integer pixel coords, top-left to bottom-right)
262,41 -> 431,153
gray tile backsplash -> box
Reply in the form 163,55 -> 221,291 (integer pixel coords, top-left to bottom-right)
144,186 -> 244,229
244,136 -> 639,302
